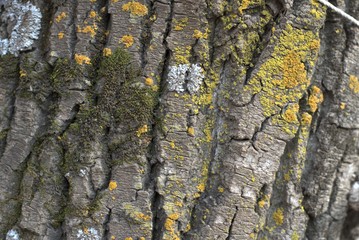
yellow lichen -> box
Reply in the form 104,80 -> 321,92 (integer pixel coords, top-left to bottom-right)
55,12 -> 67,22
349,75 -> 359,93
122,1 -> 148,16
282,51 -> 307,89
308,86 -> 324,112
282,104 -> 299,123
145,77 -> 154,86
187,127 -> 195,137
108,180 -> 117,191
111,236 -> 116,240
197,183 -> 205,192
340,102 -> 346,110
58,32 -> 65,39
124,238 -> 133,240
193,30 -> 203,39
139,238 -> 145,240
245,24 -> 319,123
74,54 -> 91,65
173,46 -> 191,64
19,70 -> 27,78
301,112 -> 312,126
89,10 -> 97,18
173,17 -> 188,31
83,227 -> 89,234
136,124 -> 148,137
121,35 -> 134,48
111,0 -> 119,2
310,0 -> 325,20
258,200 -> 266,208
103,48 -> 112,57
218,186 -> 225,193
292,231 -> 300,240
284,172 -> 290,181
238,0 -> 250,14
273,208 -> 284,225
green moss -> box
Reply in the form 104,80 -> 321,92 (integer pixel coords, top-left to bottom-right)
51,58 -> 83,90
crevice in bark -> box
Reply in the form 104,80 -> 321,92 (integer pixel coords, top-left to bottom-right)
148,0 -> 174,238
0,59 -> 20,160
244,1 -> 284,86
69,0 -> 78,58
225,206 -> 238,240
140,0 -> 155,70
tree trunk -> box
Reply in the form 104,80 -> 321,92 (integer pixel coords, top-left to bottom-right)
1,0 -> 359,239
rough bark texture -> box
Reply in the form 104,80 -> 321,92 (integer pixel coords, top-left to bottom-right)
0,0 -> 359,239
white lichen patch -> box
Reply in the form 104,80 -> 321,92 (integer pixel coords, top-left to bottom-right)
167,63 -> 204,94
6,229 -> 20,240
76,227 -> 100,240
0,0 -> 42,56
187,64 -> 205,94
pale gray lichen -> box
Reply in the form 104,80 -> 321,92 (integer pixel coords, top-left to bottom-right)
6,229 -> 20,240
168,64 -> 188,93
0,0 -> 42,56
167,63 -> 204,94
187,64 -> 205,94
76,227 -> 100,240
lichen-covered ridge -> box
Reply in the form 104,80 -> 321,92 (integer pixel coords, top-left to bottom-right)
0,0 -> 359,239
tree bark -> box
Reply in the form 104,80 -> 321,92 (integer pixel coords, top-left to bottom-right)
0,0 -> 359,239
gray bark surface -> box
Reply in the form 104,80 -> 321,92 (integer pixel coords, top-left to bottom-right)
0,0 -> 359,239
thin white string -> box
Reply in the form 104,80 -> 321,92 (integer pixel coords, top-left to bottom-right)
317,0 -> 359,27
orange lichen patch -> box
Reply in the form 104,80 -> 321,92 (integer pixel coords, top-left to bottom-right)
74,54 -> 91,65
135,212 -> 151,221
83,227 -> 89,234
308,86 -> 324,112
349,75 -> 359,93
282,103 -> 299,123
89,10 -> 97,18
245,24 -> 319,120
108,180 -> 118,191
58,32 -> 65,39
77,25 -> 97,38
120,35 -> 134,48
145,77 -> 154,86
187,127 -> 195,137
122,1 -> 148,16
136,124 -> 148,137
340,102 -> 346,110
55,12 -> 67,22
282,52 -> 307,89
103,48 -> 112,57
301,112 -> 312,126
238,0 -> 250,14
273,208 -> 284,225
